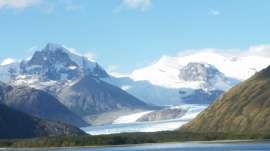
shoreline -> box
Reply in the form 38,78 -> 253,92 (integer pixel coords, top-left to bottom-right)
1,139 -> 269,150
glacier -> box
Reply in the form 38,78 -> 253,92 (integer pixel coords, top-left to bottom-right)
82,105 -> 207,135
113,111 -> 154,124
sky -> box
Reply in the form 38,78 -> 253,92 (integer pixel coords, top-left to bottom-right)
0,0 -> 270,73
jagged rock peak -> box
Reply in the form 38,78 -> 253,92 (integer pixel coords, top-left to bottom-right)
179,63 -> 222,82
43,43 -> 66,52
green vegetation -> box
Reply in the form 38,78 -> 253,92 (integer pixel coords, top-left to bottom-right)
0,132 -> 270,148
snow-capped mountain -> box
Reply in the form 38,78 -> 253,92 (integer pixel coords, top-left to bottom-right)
108,51 -> 270,106
0,43 -> 108,83
104,62 -> 238,105
0,43 -> 155,125
178,63 -> 238,91
20,43 -> 108,81
130,51 -> 270,88
0,62 -> 20,82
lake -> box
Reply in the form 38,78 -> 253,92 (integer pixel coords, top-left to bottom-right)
2,142 -> 270,151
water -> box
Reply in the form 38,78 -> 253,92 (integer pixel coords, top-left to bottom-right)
2,142 -> 270,151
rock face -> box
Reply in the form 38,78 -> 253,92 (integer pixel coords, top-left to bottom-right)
58,76 -> 155,116
178,63 -> 237,91
0,103 -> 85,139
137,108 -> 186,122
179,63 -> 220,82
0,82 -> 88,127
180,65 -> 270,134
180,89 -> 224,104
20,43 -> 108,81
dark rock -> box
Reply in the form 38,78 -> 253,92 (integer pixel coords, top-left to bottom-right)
0,103 -> 85,139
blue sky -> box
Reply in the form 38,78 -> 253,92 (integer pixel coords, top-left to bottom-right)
0,0 -> 270,72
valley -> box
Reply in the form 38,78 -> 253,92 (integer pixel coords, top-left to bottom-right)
1,43 -> 270,147
1,1 -> 270,150
0,43 -> 240,128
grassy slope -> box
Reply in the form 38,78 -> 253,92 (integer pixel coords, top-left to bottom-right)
179,66 -> 270,134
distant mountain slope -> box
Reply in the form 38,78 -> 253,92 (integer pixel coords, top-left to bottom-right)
180,65 -> 270,134
119,51 -> 270,104
131,61 -> 238,90
0,82 -> 88,127
104,76 -> 225,105
0,103 -> 85,139
105,63 -> 238,105
130,52 -> 270,83
58,76 -> 155,116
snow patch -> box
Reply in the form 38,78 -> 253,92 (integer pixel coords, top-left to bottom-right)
68,65 -> 77,70
12,75 -> 40,86
113,111 -> 153,124
121,85 -> 131,91
1,58 -> 15,66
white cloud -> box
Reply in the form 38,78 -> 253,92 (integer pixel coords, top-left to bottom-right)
0,0 -> 83,13
0,58 -> 15,66
121,0 -> 152,11
208,9 -> 220,16
246,44 -> 270,57
0,0 -> 40,9
177,45 -> 270,59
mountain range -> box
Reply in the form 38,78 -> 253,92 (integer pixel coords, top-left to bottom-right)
0,44 -> 247,107
1,43 -> 270,140
121,51 -> 270,105
1,43 -> 270,128
0,43 -> 154,126
104,62 -> 238,105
